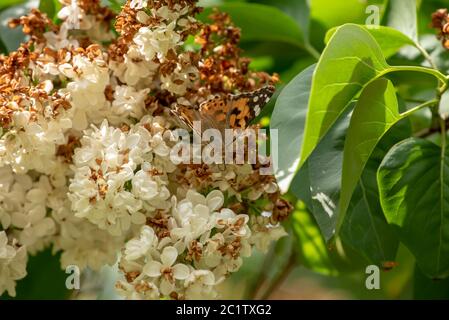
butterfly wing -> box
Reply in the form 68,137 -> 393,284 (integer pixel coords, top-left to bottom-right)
198,95 -> 229,136
226,85 -> 275,130
170,106 -> 201,131
171,85 -> 275,136
172,97 -> 228,136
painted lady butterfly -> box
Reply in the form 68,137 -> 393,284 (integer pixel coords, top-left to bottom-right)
171,85 -> 276,135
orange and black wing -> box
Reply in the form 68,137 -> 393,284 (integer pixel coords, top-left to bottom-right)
226,85 -> 275,130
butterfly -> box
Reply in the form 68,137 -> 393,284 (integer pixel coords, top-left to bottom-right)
171,85 -> 275,136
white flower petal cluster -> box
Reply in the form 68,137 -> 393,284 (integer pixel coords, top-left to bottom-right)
249,215 -> 288,253
111,2 -> 198,94
64,54 -> 110,130
0,97 -> 73,174
161,52 -> 198,96
111,46 -> 158,87
0,231 -> 27,297
0,167 -> 56,253
68,117 -> 173,236
134,22 -> 181,61
108,86 -> 150,126
45,1 -> 114,49
117,189 -> 255,300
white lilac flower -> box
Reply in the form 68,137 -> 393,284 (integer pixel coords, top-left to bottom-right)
143,246 -> 190,296
249,216 -> 288,253
134,22 -> 182,62
170,190 -> 224,246
69,121 -> 145,235
124,225 -> 157,261
116,279 -> 160,300
0,231 -> 28,297
51,191 -> 124,271
109,85 -> 150,125
160,53 -> 198,96
44,23 -> 79,50
0,168 -> 56,252
111,46 -> 158,87
0,109 -> 72,175
184,270 -> 216,300
214,209 -> 251,237
131,168 -> 170,207
68,119 -> 173,235
130,0 -> 148,9
65,55 -> 110,130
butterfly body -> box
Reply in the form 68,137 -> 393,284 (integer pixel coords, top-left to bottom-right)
171,85 -> 275,135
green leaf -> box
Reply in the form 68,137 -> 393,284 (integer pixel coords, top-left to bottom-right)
414,264 -> 449,299
338,79 -> 402,230
0,37 -> 7,54
299,24 -> 389,168
39,0 -> 61,20
291,203 -> 338,276
252,0 -> 321,59
298,23 -> 444,175
308,0 -> 386,51
198,3 -> 304,48
380,243 -> 416,298
291,111 -> 351,241
340,110 -> 411,265
254,0 -> 312,50
310,0 -> 371,30
383,0 -> 418,42
0,2 -> 32,52
241,41 -> 314,82
342,176 -> 400,266
0,0 -> 26,11
1,248 -> 70,300
325,25 -> 416,58
271,64 -> 315,192
378,137 -> 449,278
103,0 -> 125,12
292,82 -> 410,249
198,0 -> 245,6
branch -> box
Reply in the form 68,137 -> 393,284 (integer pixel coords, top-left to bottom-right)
259,251 -> 297,300
245,244 -> 276,299
415,117 -> 449,138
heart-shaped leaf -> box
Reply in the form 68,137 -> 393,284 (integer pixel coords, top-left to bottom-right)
378,137 -> 449,278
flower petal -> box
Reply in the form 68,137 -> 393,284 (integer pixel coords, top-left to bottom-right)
143,260 -> 162,277
193,204 -> 210,218
206,190 -> 224,211
172,263 -> 190,280
186,190 -> 206,205
161,246 -> 177,267
160,278 -> 174,296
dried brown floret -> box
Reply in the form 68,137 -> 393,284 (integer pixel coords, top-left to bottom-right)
431,8 -> 449,49
194,10 -> 278,98
56,135 -> 81,163
9,8 -> 58,43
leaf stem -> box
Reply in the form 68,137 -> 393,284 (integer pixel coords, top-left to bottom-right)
384,65 -> 447,84
404,98 -> 427,104
244,245 -> 276,299
415,42 -> 438,70
259,251 -> 296,300
401,99 -> 439,118
304,42 -> 321,61
416,118 -> 449,138
414,75 -> 449,138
